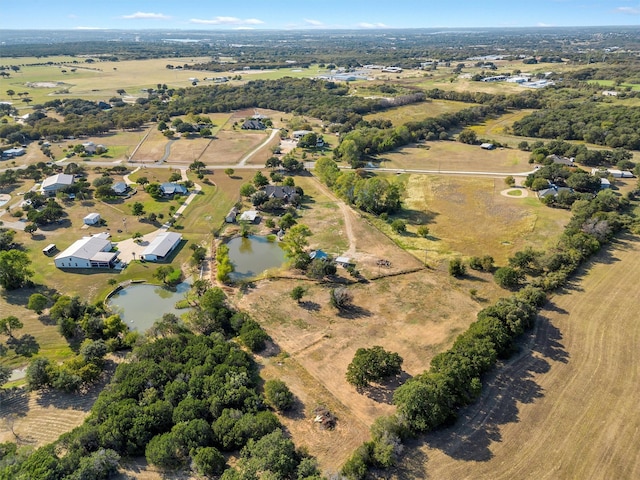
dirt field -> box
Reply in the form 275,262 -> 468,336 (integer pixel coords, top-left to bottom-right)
394,234 -> 640,479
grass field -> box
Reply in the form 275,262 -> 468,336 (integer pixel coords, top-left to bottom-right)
379,141 -> 533,173
399,234 -> 640,479
364,99 -> 471,125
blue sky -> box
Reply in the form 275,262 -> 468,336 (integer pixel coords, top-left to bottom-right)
3,0 -> 640,29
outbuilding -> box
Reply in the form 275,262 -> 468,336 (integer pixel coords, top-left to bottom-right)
141,231 -> 182,262
42,244 -> 57,256
83,213 -> 101,225
480,143 -> 495,150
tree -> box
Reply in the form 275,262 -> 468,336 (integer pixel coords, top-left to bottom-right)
290,285 -> 306,303
390,219 -> 406,233
494,266 -> 523,289
264,379 -> 294,411
193,447 -> 226,477
131,202 -> 145,216
0,364 -> 11,388
224,168 -> 235,177
278,213 -> 296,230
27,293 -> 48,314
24,223 -> 38,236
6,89 -> 15,99
253,171 -> 269,188
346,346 -> 403,388
504,176 -> 516,187
448,258 -> 466,277
0,250 -> 33,290
281,224 -> 311,263
240,183 -> 256,197
26,357 -> 52,390
458,129 -> 478,144
330,287 -> 353,310
153,265 -> 176,285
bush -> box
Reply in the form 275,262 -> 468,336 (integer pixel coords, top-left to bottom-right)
417,225 -> 430,237
448,258 -> 466,277
390,219 -> 406,233
264,379 -> 294,411
469,255 -> 494,272
494,266 -> 523,289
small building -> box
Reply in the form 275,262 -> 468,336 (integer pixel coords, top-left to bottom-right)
335,256 -> 353,267
42,244 -> 57,256
480,143 -> 495,150
40,173 -> 74,196
141,231 -> 182,262
241,120 -> 266,130
292,130 -> 313,140
1,147 -> 26,159
239,210 -> 260,223
112,182 -> 129,195
225,207 -> 239,223
547,154 -> 574,166
160,182 -> 188,196
55,233 -> 118,269
600,178 -> 611,189
537,185 -> 573,199
83,213 -> 101,225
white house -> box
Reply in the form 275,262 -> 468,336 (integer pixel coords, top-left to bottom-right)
83,213 -> 101,225
40,173 -> 74,196
239,210 -> 260,223
1,147 -> 26,159
141,231 -> 182,261
292,130 -> 313,140
55,233 -> 118,269
112,182 -> 129,195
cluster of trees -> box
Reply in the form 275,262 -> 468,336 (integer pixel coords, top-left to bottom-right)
512,103 -> 640,150
3,286 -> 312,479
342,181 -> 633,479
521,139 -> 634,169
346,346 -> 403,388
315,157 -> 403,215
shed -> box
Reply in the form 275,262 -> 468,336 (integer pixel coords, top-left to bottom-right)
480,143 -> 495,150
83,213 -> 101,225
600,178 -> 611,189
225,207 -> 239,223
335,256 -> 352,267
42,244 -> 57,256
310,250 -> 328,260
239,210 -> 260,223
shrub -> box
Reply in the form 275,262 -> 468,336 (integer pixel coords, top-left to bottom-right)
493,266 -> 523,289
448,258 -> 466,277
417,225 -> 430,237
264,379 -> 294,411
390,219 -> 406,233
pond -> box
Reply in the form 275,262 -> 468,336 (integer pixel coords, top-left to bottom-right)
107,281 -> 191,332
227,235 -> 286,281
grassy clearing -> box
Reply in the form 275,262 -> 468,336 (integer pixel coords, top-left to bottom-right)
364,99 -> 471,125
379,141 -> 532,173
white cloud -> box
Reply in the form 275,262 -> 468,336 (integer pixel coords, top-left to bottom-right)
614,6 -> 640,15
189,16 -> 264,25
121,12 -> 171,20
357,22 -> 387,28
304,19 -> 324,27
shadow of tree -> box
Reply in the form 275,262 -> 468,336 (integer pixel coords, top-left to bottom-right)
362,371 -> 412,405
299,300 -> 320,311
336,304 -> 371,319
6,334 -> 40,357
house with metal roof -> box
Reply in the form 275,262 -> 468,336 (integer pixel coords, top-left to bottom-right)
55,233 -> 118,269
40,173 -> 75,196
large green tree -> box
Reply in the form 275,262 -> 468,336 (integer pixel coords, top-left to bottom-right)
0,250 -> 33,290
346,346 -> 403,388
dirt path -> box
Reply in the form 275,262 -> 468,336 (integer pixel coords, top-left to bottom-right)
308,175 -> 357,256
407,235 -> 640,480
237,128 -> 281,166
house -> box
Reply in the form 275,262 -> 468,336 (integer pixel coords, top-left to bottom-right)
547,154 -> 574,166
241,120 -> 266,130
225,207 -> 239,223
599,178 -> 611,189
292,130 -> 313,140
482,75 -> 507,82
239,210 -> 260,223
591,168 -> 634,179
480,143 -> 495,150
82,142 -> 97,154
112,182 -> 129,195
335,256 -> 353,267
160,182 -> 188,196
264,185 -> 297,202
141,232 -> 182,261
316,136 -> 325,148
537,185 -> 573,199
602,90 -> 618,97
55,233 -> 119,269
83,213 -> 101,225
1,147 -> 26,159
40,173 -> 74,196
309,250 -> 328,261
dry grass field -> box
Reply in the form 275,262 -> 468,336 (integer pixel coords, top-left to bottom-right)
379,141 -> 533,174
364,100 -> 471,125
394,234 -> 640,480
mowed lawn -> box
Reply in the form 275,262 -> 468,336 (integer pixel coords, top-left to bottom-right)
408,234 -> 640,480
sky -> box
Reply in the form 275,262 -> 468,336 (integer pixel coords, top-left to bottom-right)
2,0 -> 640,30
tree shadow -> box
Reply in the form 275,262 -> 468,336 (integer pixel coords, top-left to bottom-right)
361,371 -> 412,405
336,304 -> 371,319
6,334 -> 40,357
299,300 -> 320,311
0,387 -> 30,418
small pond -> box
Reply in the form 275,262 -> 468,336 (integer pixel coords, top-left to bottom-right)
227,235 -> 285,280
107,281 -> 191,332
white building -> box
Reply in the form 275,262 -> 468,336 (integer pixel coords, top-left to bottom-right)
55,233 -> 118,269
40,173 -> 74,196
239,210 -> 260,223
142,231 -> 182,261
83,213 -> 101,225
292,130 -> 313,140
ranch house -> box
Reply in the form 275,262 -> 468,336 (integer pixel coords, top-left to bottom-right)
55,233 -> 119,269
141,231 -> 182,261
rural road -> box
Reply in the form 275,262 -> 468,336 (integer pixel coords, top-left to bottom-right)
237,128 -> 281,166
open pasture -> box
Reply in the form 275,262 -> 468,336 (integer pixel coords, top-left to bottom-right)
404,235 -> 640,479
379,141 -> 533,174
364,99 -> 471,125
